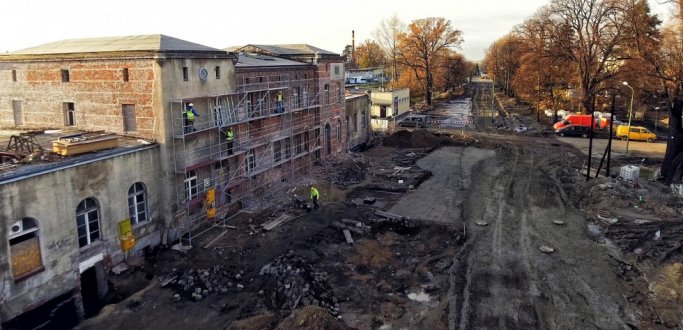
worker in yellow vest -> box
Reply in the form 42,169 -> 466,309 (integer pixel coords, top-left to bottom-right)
310,185 -> 319,209
184,103 -> 200,133
276,91 -> 284,113
226,127 -> 234,155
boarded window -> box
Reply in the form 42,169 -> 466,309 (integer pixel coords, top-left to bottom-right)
12,100 -> 23,126
122,104 -> 136,132
61,69 -> 70,82
9,218 -> 43,280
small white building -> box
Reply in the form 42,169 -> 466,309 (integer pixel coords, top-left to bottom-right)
369,88 -> 410,131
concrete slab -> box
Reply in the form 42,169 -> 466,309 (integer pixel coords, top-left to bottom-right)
388,147 -> 495,223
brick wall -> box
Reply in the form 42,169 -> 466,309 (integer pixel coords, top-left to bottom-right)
0,59 -> 157,139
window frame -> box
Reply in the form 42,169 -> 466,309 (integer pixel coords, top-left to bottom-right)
128,182 -> 149,225
61,69 -> 70,82
185,170 -> 198,200
76,198 -> 101,248
64,102 -> 75,126
9,218 -> 44,281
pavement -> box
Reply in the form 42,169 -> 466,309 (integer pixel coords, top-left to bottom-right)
556,136 -> 667,159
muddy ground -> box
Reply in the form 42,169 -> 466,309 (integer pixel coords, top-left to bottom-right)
77,83 -> 683,330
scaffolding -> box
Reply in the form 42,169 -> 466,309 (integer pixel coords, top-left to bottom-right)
170,70 -> 345,245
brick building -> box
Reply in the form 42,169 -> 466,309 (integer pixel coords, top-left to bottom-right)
0,35 -> 349,326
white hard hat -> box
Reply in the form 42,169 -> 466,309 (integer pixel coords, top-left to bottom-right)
188,103 -> 194,107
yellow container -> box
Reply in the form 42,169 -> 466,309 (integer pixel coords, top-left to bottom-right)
120,234 -> 136,252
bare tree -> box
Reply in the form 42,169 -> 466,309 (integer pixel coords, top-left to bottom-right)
396,17 -> 463,105
373,15 -> 405,88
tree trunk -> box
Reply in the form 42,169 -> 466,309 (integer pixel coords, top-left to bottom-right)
662,97 -> 683,184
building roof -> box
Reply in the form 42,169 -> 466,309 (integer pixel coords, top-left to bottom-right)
5,34 -> 226,57
237,44 -> 339,57
0,129 -> 156,184
235,53 -> 310,68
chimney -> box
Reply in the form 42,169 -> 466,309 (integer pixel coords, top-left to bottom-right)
352,30 -> 355,63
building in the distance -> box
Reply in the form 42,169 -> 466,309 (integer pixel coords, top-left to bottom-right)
368,88 -> 410,131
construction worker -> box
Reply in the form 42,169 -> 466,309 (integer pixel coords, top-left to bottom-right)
184,103 -> 200,133
310,185 -> 320,209
276,91 -> 284,113
226,127 -> 234,155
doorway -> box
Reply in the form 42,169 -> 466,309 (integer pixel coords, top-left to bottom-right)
80,266 -> 103,318
325,123 -> 331,155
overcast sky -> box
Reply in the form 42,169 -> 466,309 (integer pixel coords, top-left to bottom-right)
1,0 -> 674,61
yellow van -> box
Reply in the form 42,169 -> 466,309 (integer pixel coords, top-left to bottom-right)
615,125 -> 656,142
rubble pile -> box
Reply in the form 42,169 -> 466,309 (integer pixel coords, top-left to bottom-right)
258,252 -> 340,315
162,265 -> 244,301
328,158 -> 370,186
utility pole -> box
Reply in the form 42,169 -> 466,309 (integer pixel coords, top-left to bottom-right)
623,81 -> 634,153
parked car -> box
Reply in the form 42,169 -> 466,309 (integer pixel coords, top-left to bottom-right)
398,115 -> 428,128
557,125 -> 591,138
514,126 -> 528,132
616,125 -> 656,142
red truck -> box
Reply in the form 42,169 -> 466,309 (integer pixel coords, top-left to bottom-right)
553,114 -> 608,131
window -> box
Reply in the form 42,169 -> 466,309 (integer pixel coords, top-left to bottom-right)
122,68 -> 129,82
245,77 -> 250,84
246,150 -> 255,172
284,138 -> 291,159
215,66 -> 221,79
294,134 -> 303,154
76,198 -> 101,248
336,120 -> 342,142
274,140 -> 282,163
361,111 -> 366,128
346,116 -> 350,139
64,102 -> 75,126
353,113 -> 358,132
12,69 -> 17,82
185,170 -> 198,200
13,100 -> 23,126
9,218 -> 43,280
182,67 -> 189,81
128,182 -> 148,224
324,84 -> 330,105
61,69 -> 70,82
122,104 -> 136,132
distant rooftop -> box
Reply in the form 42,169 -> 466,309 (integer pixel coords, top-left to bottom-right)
236,44 -> 339,57
5,34 -> 226,57
0,129 -> 156,183
235,53 -> 310,68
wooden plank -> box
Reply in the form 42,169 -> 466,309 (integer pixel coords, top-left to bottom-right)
10,236 -> 42,278
262,214 -> 292,231
342,229 -> 354,245
203,231 -> 228,249
375,210 -> 403,220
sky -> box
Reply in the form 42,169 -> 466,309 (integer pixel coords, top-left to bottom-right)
0,0 -> 675,61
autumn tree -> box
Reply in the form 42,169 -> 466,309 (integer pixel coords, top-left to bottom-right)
484,34 -> 525,97
355,40 -> 386,69
396,17 -> 463,105
374,15 -> 405,86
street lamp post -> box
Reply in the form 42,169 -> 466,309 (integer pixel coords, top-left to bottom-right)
622,81 -> 634,153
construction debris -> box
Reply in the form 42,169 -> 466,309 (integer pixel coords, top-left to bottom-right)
342,229 -> 354,245
539,245 -> 555,253
474,220 -> 489,226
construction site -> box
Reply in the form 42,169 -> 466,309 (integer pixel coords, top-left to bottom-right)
1,36 -> 683,329
58,82 -> 683,329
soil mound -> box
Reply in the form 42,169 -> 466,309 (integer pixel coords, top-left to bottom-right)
274,306 -> 349,330
384,130 -> 443,148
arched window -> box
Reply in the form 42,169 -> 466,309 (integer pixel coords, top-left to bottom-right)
9,217 -> 43,279
76,198 -> 101,248
128,182 -> 148,225
336,120 -> 342,142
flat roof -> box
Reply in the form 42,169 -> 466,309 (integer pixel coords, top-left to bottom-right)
0,129 -> 157,184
